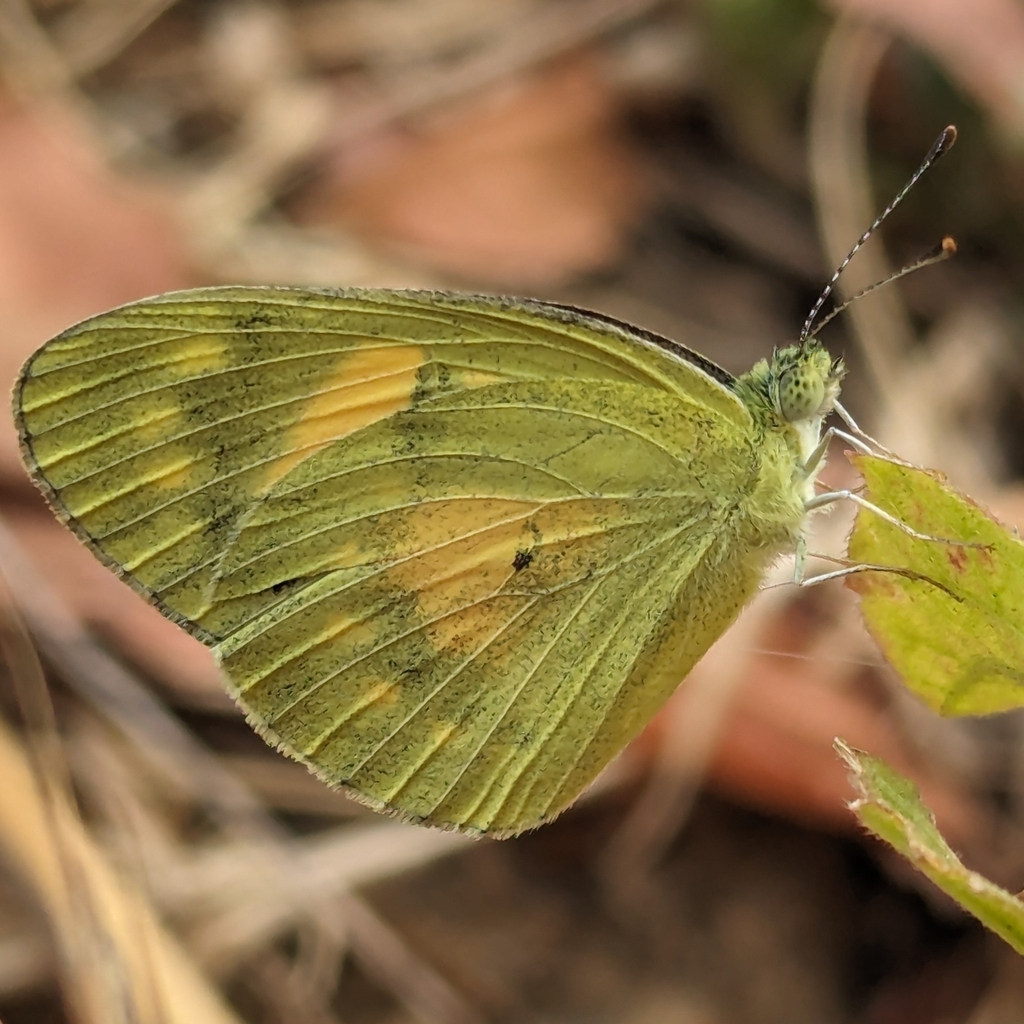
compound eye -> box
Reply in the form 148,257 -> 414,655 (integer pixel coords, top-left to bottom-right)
779,369 -> 825,422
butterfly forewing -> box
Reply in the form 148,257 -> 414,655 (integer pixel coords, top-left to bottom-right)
16,286 -> 768,833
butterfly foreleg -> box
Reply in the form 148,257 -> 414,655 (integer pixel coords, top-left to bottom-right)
805,488 -> 976,545
800,426 -> 874,481
832,401 -> 899,459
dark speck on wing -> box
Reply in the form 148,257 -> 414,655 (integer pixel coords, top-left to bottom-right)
512,550 -> 533,572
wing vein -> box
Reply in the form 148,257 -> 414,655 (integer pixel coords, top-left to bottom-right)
380,576 -> 604,808
484,544 -> 700,829
306,597 -> 542,766
533,535 -> 722,822
237,504 -> 681,698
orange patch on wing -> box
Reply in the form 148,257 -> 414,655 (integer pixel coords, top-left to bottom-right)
378,496 -> 543,615
262,345 -> 424,489
527,499 -> 628,562
309,498 -> 538,579
234,610 -> 383,695
458,368 -> 503,389
394,498 -> 537,557
152,460 -> 196,492
356,677 -> 401,711
425,599 -> 512,654
388,517 -> 535,620
381,497 -> 633,627
112,447 -> 200,498
302,677 -> 403,756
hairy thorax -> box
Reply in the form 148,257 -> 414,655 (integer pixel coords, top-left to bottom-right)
735,424 -> 817,565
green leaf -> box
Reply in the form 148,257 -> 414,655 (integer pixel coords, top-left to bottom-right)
846,453 -> 1024,716
836,740 -> 1024,955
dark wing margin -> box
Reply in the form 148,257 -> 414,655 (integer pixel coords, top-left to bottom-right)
527,298 -> 737,387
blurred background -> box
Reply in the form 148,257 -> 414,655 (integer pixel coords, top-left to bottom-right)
3,0 -> 1024,1022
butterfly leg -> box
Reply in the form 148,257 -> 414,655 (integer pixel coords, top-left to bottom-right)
805,489 -> 983,549
800,426 -> 874,481
791,532 -> 809,583
832,401 -> 898,459
794,557 -> 959,598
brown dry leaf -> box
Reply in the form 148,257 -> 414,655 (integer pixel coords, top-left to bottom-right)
0,714 -> 243,1024
298,54 -> 650,288
828,0 -> 1024,139
0,98 -> 191,486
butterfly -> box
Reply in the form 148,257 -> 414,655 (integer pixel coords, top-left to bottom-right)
13,287 -> 844,835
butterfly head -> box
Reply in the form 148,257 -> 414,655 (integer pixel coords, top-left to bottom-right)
771,342 -> 844,424
735,341 -> 844,440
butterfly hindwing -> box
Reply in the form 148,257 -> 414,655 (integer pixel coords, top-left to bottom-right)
16,286 -> 765,833
217,504 -> 744,834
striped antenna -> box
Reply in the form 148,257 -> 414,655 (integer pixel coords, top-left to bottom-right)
800,124 -> 957,345
808,236 -> 957,339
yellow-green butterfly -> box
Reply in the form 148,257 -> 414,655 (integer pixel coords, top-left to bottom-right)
13,286 -> 843,835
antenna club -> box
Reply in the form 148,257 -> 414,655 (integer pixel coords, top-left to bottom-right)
921,235 -> 958,262
932,125 -> 958,159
